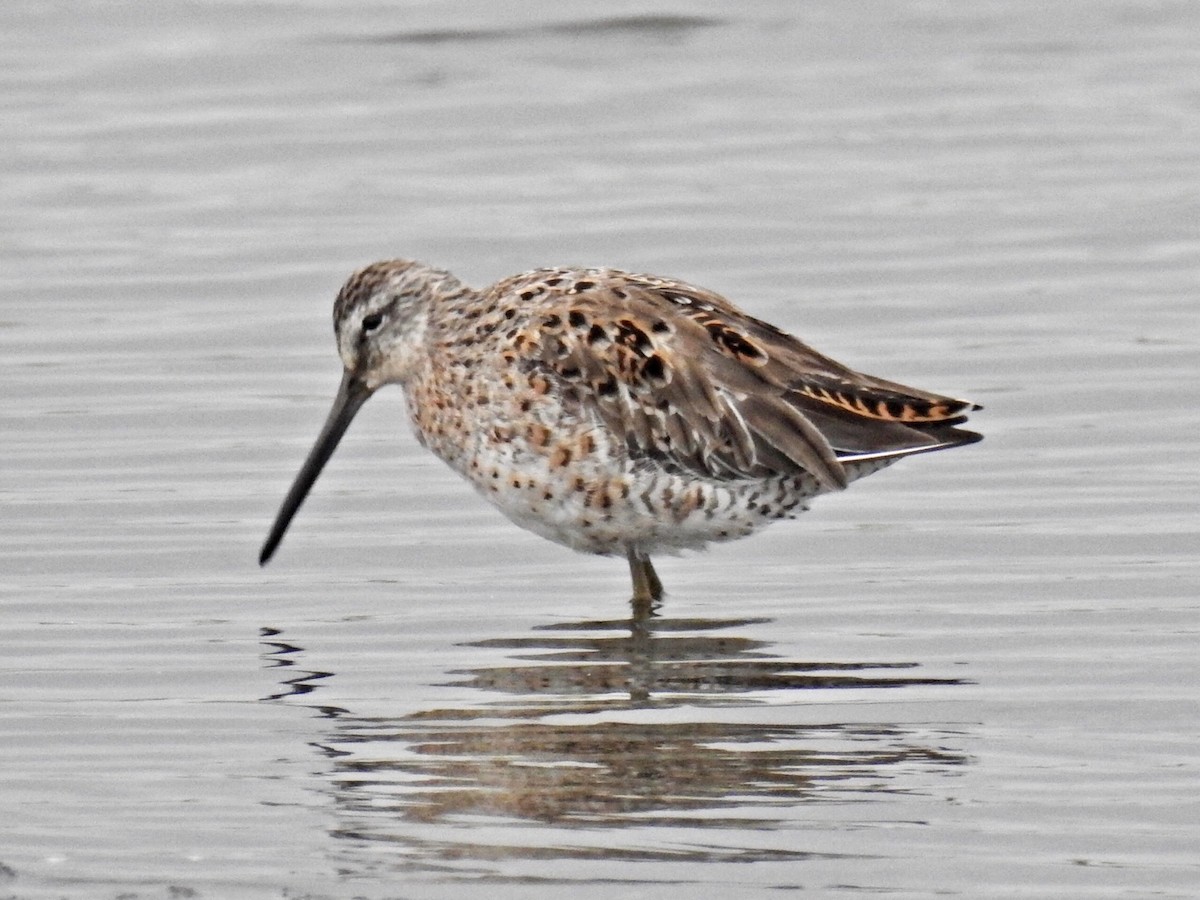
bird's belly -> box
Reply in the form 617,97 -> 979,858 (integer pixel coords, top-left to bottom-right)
406,387 -> 897,558
451,441 -> 829,557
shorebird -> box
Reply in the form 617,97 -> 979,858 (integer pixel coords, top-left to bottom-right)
260,260 -> 980,605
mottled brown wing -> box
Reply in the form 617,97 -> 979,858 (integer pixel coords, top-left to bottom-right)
493,269 -> 977,490
690,287 -> 982,459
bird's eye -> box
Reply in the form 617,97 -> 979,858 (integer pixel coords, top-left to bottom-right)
361,312 -> 384,332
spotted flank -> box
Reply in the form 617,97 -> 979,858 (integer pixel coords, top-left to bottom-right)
260,259 -> 982,604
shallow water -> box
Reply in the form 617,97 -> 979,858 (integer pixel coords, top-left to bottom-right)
1,1 -> 1197,898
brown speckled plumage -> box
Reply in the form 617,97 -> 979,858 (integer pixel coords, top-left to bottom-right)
261,259 -> 981,604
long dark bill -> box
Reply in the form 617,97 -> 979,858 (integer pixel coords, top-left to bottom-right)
259,370 -> 373,565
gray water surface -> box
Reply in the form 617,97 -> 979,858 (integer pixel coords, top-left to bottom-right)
1,1 -> 1197,898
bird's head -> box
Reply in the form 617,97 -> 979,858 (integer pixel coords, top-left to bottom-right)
333,259 -> 466,390
259,258 -> 468,565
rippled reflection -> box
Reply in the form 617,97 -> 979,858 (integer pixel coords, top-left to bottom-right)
261,612 -> 970,872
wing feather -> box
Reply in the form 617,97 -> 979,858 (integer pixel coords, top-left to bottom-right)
489,268 -> 979,487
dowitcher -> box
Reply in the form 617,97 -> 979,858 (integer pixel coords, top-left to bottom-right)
260,260 -> 980,604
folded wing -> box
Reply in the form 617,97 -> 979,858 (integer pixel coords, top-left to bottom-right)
493,269 -> 980,491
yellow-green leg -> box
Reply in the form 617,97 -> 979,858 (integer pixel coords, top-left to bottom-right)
627,548 -> 664,610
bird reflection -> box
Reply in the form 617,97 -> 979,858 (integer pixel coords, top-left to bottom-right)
451,614 -> 959,710
260,612 -> 969,869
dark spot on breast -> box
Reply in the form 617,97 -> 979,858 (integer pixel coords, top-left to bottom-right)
544,277 -> 564,287
650,320 -> 671,333
560,366 -> 581,380
504,308 -> 516,319
543,314 -> 562,328
573,280 -> 595,292
586,324 -> 610,345
597,377 -> 619,396
520,290 -> 537,301
568,310 -> 587,328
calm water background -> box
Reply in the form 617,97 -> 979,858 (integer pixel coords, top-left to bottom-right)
2,1 -> 1197,898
